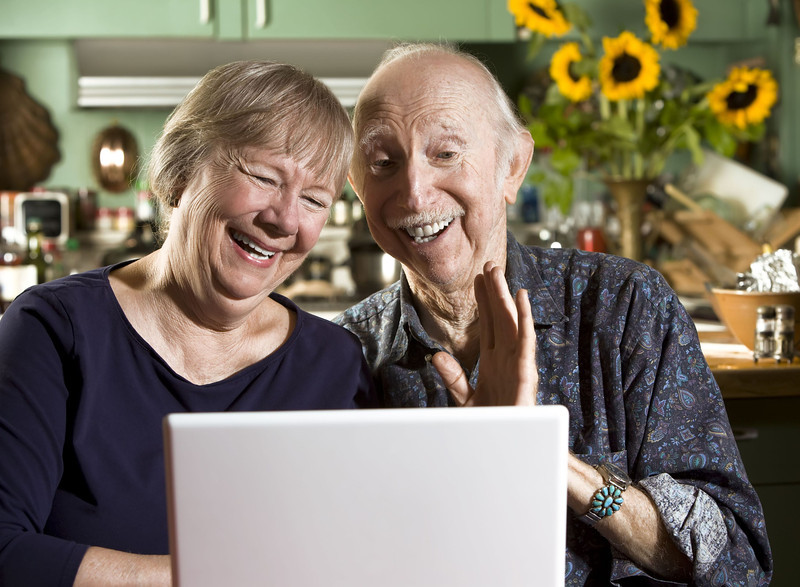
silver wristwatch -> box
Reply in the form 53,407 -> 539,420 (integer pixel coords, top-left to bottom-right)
579,462 -> 631,526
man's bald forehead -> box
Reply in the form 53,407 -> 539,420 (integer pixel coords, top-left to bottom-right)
355,51 -> 496,136
362,51 -> 489,100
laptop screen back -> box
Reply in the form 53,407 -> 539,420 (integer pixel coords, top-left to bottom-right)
164,406 -> 568,586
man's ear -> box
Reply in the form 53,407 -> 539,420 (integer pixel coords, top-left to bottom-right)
503,130 -> 535,206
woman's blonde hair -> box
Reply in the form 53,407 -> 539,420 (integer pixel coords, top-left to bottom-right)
147,60 -> 354,233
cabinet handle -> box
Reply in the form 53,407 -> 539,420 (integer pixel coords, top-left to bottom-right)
732,427 -> 759,442
199,0 -> 211,25
255,0 -> 268,29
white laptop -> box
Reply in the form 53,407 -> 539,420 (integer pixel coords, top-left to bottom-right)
164,406 -> 569,587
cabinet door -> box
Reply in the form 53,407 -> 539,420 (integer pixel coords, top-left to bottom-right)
242,0 -> 514,42
725,397 -> 800,586
0,0 -> 215,39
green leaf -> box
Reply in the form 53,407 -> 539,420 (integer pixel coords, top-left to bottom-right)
703,119 -> 738,157
550,148 -> 581,175
527,120 -> 557,149
560,2 -> 592,31
683,126 -> 703,164
527,34 -> 546,61
517,93 -> 533,118
543,83 -> 568,105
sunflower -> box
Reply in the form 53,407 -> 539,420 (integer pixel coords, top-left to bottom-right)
507,0 -> 571,37
707,66 -> 778,130
645,0 -> 698,49
550,43 -> 593,102
598,32 -> 661,101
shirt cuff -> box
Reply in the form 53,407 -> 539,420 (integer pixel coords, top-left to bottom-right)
638,472 -> 726,576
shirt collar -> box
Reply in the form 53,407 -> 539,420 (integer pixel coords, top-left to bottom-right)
505,232 -> 568,327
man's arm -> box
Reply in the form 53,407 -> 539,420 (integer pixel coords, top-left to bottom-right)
432,262 -> 692,582
567,455 -> 691,581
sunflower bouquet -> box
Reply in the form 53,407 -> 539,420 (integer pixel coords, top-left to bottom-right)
509,0 -> 779,191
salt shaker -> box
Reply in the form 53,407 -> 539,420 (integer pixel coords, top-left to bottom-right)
772,305 -> 795,363
753,305 -> 776,362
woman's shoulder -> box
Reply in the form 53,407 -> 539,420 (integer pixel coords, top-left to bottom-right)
9,265 -> 117,313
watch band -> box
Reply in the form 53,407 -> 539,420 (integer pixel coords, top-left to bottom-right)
578,462 -> 631,526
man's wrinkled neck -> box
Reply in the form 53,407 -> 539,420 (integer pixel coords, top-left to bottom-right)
405,245 -> 507,372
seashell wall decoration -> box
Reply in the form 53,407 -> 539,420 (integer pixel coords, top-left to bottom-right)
0,68 -> 61,191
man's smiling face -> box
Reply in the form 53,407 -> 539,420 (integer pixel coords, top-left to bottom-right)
351,53 -> 516,293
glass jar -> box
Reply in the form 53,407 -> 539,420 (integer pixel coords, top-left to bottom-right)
753,305 -> 776,362
773,304 -> 796,362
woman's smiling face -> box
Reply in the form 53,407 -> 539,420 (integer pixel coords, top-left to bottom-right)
171,146 -> 336,304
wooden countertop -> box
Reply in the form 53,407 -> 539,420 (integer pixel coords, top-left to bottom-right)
697,322 -> 800,399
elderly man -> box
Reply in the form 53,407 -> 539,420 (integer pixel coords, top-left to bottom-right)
335,43 -> 772,585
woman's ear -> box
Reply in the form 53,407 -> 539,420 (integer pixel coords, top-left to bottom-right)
504,130 -> 534,206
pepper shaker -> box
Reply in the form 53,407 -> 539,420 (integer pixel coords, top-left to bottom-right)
773,304 -> 795,363
753,305 -> 776,362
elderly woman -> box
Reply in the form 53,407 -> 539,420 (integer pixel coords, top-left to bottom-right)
0,61 -> 377,586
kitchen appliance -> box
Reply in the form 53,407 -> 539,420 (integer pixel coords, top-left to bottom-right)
13,191 -> 71,246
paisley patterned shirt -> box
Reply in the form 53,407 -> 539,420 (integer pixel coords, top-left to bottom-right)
335,233 -> 772,585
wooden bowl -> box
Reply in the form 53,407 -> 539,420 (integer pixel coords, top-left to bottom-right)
708,288 -> 800,351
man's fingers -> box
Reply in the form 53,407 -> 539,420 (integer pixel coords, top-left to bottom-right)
516,288 -> 535,352
474,272 -> 494,351
482,263 -> 519,344
431,351 -> 472,406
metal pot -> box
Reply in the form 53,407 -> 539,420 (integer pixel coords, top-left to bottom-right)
348,218 -> 400,298
300,254 -> 333,282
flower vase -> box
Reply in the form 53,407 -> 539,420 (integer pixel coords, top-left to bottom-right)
603,178 -> 651,262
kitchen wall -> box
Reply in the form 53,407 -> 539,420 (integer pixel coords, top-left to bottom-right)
1,39 -> 173,209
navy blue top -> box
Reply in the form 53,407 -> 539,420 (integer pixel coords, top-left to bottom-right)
0,263 -> 377,586
335,234 -> 772,585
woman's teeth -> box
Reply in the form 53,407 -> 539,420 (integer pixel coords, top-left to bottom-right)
232,231 -> 275,260
405,218 -> 452,243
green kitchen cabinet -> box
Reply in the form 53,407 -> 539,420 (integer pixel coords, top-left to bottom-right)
0,0 -> 514,42
0,0 -> 216,39
724,397 -> 800,586
237,0 -> 513,42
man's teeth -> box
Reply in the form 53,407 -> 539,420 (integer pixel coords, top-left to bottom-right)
232,231 -> 275,260
405,219 -> 452,243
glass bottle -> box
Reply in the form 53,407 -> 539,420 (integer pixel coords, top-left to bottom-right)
42,240 -> 64,281
25,218 -> 49,284
63,237 -> 83,275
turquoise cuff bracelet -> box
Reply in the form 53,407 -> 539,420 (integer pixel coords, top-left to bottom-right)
578,462 -> 631,526
590,484 -> 625,519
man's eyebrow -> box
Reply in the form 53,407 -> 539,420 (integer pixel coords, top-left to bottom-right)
359,124 -> 391,151
433,131 -> 468,147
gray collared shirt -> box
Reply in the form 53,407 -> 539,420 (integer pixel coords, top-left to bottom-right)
335,233 -> 771,585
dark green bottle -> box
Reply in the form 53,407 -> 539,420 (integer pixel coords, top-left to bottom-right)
25,218 -> 49,284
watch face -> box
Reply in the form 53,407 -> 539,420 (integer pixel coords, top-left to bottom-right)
601,462 -> 631,487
